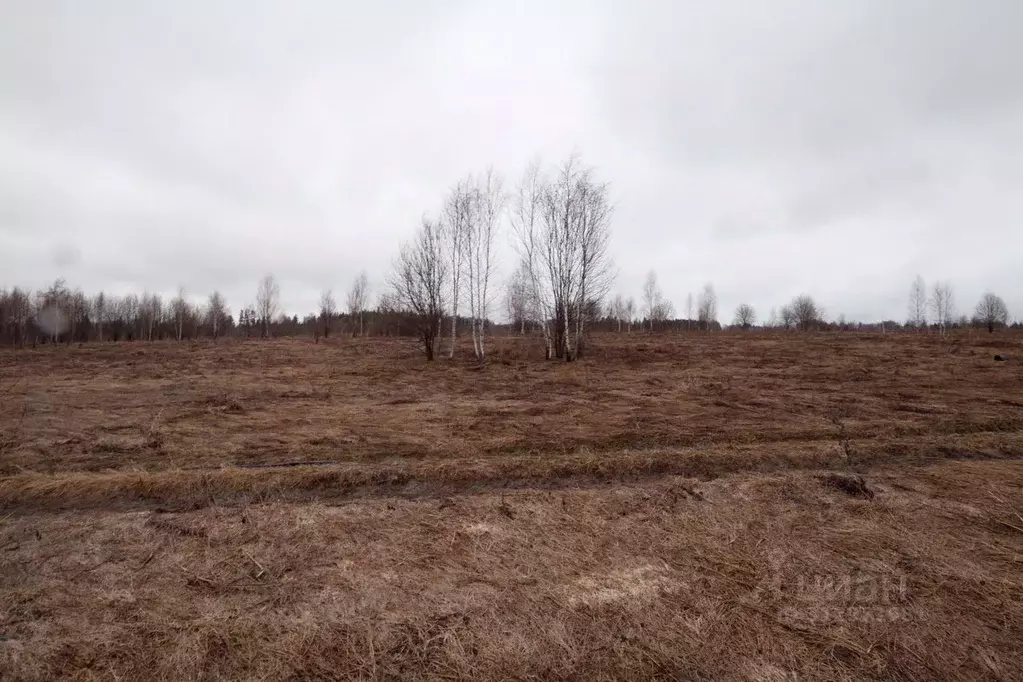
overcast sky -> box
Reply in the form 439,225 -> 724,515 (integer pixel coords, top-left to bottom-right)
2,0 -> 1020,323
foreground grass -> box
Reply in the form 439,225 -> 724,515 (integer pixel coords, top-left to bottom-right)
2,429 -> 1022,513
3,460 -> 1021,680
2,332 -> 1022,679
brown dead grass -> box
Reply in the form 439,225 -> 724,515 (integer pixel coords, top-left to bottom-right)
2,461 -> 1021,680
2,331 -> 1023,680
2,332 -> 1021,476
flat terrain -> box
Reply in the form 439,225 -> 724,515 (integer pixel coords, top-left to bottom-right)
2,332 -> 1022,680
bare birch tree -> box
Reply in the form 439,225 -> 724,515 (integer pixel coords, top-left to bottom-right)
12,288 -> 32,346
206,291 -> 228,340
506,261 -> 531,334
139,293 -> 162,341
92,292 -> 106,342
643,271 -> 659,331
68,289 -> 88,342
511,160 -> 556,358
319,288 -> 336,338
36,279 -> 69,342
929,281 -> 955,334
171,287 -> 188,341
570,165 -> 613,357
511,155 -> 613,360
345,271 -> 369,336
465,167 -> 505,362
390,216 -> 447,360
122,294 -> 140,340
908,275 -> 927,329
685,293 -> 694,330
625,297 -> 636,332
444,179 -> 471,356
609,294 -> 626,332
256,274 -> 280,338
697,284 -> 718,330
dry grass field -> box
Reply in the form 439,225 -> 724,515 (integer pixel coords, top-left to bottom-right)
2,332 -> 1022,680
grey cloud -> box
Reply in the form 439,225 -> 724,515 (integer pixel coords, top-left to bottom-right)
588,0 -> 1023,320
1,0 -> 1020,322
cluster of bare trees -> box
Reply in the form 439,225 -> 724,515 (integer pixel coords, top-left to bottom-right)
606,294 -> 637,332
907,276 -> 1010,334
602,280 -> 726,332
318,272 -> 370,339
907,275 -> 954,331
445,169 -> 505,361
0,287 -> 33,346
388,155 -> 615,362
781,295 -> 821,331
510,156 -> 614,360
387,168 -> 506,362
759,296 -> 821,331
641,271 -> 675,331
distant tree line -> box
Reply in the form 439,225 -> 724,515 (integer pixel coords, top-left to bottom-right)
2,161 -> 1017,355
1,271 -> 1016,350
0,273 -> 381,347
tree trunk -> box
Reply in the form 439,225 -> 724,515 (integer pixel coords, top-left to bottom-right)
471,317 -> 485,363
423,328 -> 435,361
562,302 -> 574,361
449,298 -> 458,358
